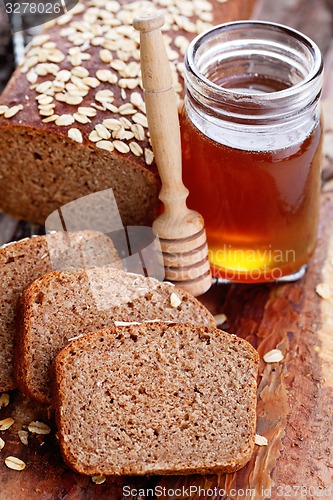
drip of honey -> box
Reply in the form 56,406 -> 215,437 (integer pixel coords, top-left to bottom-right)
181,76 -> 323,283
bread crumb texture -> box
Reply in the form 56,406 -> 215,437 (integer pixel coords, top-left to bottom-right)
53,322 -> 259,476
17,268 -> 215,404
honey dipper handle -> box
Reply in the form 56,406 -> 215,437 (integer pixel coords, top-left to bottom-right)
133,13 -> 189,214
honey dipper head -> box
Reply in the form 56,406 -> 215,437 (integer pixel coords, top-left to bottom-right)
159,228 -> 212,296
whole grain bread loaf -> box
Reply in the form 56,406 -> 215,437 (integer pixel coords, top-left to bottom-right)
0,0 -> 255,226
16,267 -> 215,405
0,231 -> 121,392
52,322 -> 259,476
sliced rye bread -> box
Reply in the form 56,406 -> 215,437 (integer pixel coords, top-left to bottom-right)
0,231 -> 121,391
15,268 -> 216,405
52,322 -> 259,476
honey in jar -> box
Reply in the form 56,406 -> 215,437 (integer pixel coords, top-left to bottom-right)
181,21 -> 323,283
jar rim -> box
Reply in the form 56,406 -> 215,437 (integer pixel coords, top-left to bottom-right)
185,20 -> 323,102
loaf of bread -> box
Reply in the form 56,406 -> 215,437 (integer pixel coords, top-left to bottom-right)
0,230 -> 121,392
52,322 -> 259,476
0,0 -> 255,226
16,267 -> 216,404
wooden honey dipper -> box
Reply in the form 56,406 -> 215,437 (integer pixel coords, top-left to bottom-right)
133,12 -> 212,297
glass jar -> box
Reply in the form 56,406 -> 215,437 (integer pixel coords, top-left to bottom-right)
181,21 -> 323,283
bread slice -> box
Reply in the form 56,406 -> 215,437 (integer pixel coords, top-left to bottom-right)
16,268 -> 215,405
52,322 -> 259,476
0,231 -> 120,391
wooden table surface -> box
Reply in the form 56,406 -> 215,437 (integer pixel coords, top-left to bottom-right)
1,0 -> 333,499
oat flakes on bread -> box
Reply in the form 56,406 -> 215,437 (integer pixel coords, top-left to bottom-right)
0,0 -> 255,226
0,230 -> 120,392
15,267 -> 215,405
52,322 -> 259,476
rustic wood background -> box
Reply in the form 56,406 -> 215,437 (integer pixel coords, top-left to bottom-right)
0,0 -> 333,498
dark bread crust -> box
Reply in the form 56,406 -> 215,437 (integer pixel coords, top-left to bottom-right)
0,0 -> 256,225
52,323 -> 259,477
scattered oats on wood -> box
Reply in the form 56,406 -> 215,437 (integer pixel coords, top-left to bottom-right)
55,115 -> 75,126
121,88 -> 127,100
96,140 -> 115,152
89,130 -> 102,142
214,314 -> 227,326
96,124 -> 111,140
0,437 -> 4,450
91,475 -> 106,485
316,283 -> 331,300
5,456 -> 26,471
18,430 -> 28,446
0,393 -> 9,408
28,421 -> 51,435
255,434 -> 268,446
0,105 -> 9,115
68,128 -> 83,143
0,418 -> 15,431
113,140 -> 130,153
145,148 -> 154,165
170,293 -> 182,308
263,349 -> 284,364
4,105 -> 23,118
